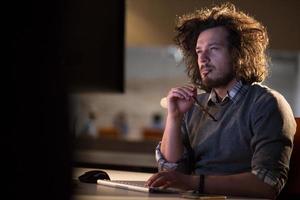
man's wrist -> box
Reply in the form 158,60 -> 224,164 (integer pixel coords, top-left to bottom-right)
186,175 -> 202,191
167,112 -> 183,122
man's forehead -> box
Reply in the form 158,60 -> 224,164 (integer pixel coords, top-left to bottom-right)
196,26 -> 229,46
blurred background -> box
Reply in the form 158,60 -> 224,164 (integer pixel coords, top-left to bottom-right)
72,0 -> 300,159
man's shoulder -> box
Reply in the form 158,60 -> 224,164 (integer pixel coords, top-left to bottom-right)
248,83 -> 291,107
249,83 -> 283,98
249,82 -> 272,93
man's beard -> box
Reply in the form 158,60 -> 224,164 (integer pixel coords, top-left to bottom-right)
201,66 -> 235,89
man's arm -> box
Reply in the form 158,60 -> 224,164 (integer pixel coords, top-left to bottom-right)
160,85 -> 196,162
160,114 -> 184,162
204,172 -> 276,199
146,171 -> 276,199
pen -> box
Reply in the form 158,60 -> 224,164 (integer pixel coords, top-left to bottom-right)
192,96 -> 217,121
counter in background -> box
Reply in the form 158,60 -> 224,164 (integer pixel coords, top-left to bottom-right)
73,138 -> 158,172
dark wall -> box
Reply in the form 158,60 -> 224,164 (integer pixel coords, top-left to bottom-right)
126,0 -> 300,50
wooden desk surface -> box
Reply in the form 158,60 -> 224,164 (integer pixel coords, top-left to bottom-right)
72,168 -> 269,200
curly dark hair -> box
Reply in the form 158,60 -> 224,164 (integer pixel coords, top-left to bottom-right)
174,2 -> 269,90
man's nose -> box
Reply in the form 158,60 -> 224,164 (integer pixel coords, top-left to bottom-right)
199,50 -> 210,64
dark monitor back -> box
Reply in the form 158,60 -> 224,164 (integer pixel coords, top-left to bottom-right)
8,0 -> 124,199
63,0 -> 125,92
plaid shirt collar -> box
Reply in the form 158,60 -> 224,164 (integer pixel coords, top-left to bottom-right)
208,80 -> 245,105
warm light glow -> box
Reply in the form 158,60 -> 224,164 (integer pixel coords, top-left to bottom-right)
160,97 -> 167,108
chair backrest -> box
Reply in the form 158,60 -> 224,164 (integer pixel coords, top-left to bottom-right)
278,117 -> 300,199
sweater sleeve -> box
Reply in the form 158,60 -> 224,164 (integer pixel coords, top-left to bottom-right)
155,142 -> 190,172
155,115 -> 195,174
250,89 -> 296,195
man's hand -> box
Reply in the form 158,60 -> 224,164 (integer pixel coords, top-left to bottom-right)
167,85 -> 197,118
145,170 -> 199,190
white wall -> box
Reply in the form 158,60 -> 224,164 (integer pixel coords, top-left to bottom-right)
264,50 -> 300,117
70,46 -> 188,140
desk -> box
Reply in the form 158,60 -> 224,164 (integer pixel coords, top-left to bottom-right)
72,168 -> 269,200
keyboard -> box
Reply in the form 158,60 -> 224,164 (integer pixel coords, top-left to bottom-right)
97,179 -> 181,193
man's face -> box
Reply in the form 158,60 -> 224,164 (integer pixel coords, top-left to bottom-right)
196,26 -> 235,89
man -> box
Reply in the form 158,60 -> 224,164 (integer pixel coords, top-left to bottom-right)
146,3 -> 296,199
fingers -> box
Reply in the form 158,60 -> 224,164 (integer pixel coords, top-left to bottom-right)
145,171 -> 176,188
146,172 -> 168,188
145,172 -> 161,187
168,85 -> 196,101
166,85 -> 198,115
